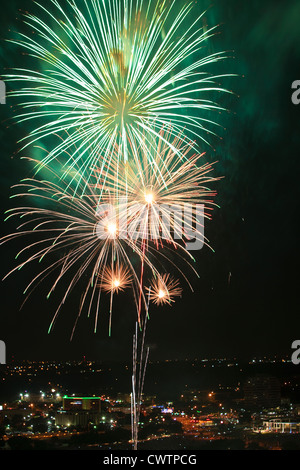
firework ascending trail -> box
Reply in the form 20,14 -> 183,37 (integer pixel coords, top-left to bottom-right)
6,0 -> 232,191
131,278 -> 181,450
131,318 -> 150,451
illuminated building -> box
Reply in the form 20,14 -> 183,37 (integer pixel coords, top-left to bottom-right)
55,396 -> 102,427
62,396 -> 101,411
262,419 -> 300,433
55,409 -> 102,427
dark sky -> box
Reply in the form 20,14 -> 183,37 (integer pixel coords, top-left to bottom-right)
0,0 -> 299,363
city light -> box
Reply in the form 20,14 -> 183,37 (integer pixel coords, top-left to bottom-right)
0,357 -> 298,449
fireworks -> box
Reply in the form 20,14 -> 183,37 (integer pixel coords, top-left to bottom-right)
6,0 -> 232,190
2,1 -> 232,450
99,264 -> 132,294
1,1 -> 230,339
1,135 -> 216,333
0,166 -> 153,337
95,127 -> 220,252
1,148 -> 211,335
147,273 -> 182,306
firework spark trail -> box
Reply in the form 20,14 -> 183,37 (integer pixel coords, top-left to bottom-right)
5,0 -> 233,191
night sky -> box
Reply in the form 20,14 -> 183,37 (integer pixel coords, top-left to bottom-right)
0,0 -> 299,363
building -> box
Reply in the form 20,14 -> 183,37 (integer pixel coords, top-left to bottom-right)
62,396 -> 101,411
243,375 -> 281,409
262,419 -> 300,433
55,396 -> 102,428
55,409 -> 102,427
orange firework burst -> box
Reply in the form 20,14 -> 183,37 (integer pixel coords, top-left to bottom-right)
99,264 -> 132,294
147,273 -> 182,306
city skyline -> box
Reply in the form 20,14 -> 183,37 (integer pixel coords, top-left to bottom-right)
1,355 -> 300,451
